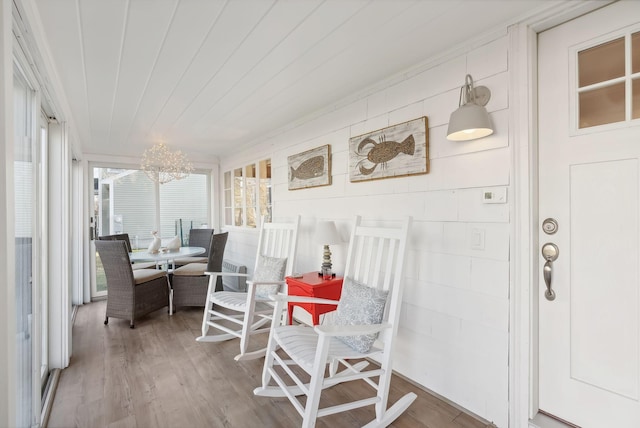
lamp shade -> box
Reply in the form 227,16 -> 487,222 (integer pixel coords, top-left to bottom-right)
314,221 -> 342,245
446,102 -> 494,141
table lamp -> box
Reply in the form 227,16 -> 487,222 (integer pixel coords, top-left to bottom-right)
314,220 -> 342,272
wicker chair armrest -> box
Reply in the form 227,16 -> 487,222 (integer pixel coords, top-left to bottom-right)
204,271 -> 249,277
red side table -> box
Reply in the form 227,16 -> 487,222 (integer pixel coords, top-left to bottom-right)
286,272 -> 343,325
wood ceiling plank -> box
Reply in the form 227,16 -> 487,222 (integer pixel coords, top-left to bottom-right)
212,0 -> 422,141
151,0 -> 276,138
108,0 -> 178,150
31,0 -> 561,158
78,0 -> 128,146
127,0 -> 227,147
173,0 -> 326,138
35,0 -> 91,145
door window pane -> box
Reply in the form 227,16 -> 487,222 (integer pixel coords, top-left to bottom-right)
38,119 -> 48,383
93,167 -> 211,296
579,82 -> 626,128
160,173 -> 208,243
633,32 -> 640,74
578,37 -> 625,87
633,78 -> 640,120
577,31 -> 640,129
14,68 -> 35,428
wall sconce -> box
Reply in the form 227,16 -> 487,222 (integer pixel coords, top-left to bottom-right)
446,74 -> 494,141
313,221 -> 342,273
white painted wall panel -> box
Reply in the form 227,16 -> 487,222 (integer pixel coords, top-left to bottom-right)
467,36 -> 509,79
219,35 -> 511,426
458,186 -> 510,223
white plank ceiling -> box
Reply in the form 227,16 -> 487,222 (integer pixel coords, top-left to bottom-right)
32,0 -> 555,161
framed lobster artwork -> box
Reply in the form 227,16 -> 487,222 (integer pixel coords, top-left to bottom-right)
348,116 -> 429,182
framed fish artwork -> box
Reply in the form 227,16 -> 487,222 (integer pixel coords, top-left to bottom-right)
288,144 -> 332,190
349,116 -> 429,182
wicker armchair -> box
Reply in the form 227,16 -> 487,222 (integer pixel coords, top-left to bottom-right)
172,232 -> 228,310
173,228 -> 214,266
98,233 -> 156,270
95,240 -> 170,328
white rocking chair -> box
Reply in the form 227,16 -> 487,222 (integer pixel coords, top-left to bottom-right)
196,216 -> 300,361
254,216 -> 415,427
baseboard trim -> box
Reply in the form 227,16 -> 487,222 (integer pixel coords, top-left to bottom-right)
530,412 -> 580,428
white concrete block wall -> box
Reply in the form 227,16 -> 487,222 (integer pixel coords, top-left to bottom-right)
220,35 -> 511,426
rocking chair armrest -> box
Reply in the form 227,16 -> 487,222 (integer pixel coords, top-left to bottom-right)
204,271 -> 249,277
269,294 -> 339,305
314,323 -> 391,337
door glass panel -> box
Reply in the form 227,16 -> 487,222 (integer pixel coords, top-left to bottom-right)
633,32 -> 640,74
160,173 -> 208,242
578,37 -> 625,87
14,68 -> 35,428
633,78 -> 640,120
94,168 -> 156,294
93,167 -> 211,296
579,82 -> 626,128
38,120 -> 48,384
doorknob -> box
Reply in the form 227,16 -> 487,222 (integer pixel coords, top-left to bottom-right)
541,243 -> 559,301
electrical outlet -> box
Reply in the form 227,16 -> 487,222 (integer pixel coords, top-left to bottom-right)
471,228 -> 485,250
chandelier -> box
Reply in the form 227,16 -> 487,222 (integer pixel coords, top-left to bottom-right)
141,142 -> 193,184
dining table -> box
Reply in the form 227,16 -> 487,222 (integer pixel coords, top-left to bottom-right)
129,246 -> 206,316
129,246 -> 206,267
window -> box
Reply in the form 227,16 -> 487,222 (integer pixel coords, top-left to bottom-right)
577,30 -> 640,128
224,159 -> 271,227
92,166 -> 210,297
14,64 -> 47,428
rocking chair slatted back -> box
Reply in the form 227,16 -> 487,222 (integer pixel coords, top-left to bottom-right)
254,216 -> 415,428
196,215 -> 300,361
256,219 -> 299,275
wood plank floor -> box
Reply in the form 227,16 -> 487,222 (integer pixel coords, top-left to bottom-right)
47,301 -> 494,428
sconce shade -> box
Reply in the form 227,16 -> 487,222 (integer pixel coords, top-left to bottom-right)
446,74 -> 494,142
446,102 -> 494,141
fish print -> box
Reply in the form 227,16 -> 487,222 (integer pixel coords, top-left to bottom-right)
356,134 -> 415,175
290,155 -> 325,181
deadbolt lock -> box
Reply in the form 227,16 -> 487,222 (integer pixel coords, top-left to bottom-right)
542,218 -> 558,235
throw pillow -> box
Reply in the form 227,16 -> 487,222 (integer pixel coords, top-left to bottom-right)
334,277 -> 389,353
252,255 -> 287,299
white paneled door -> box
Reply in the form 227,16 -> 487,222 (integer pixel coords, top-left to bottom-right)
538,2 -> 640,427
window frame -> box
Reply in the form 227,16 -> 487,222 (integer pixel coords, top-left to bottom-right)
88,161 -> 212,299
223,158 -> 271,228
570,25 -> 640,135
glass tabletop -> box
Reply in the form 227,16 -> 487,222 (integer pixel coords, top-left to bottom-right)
129,246 -> 206,263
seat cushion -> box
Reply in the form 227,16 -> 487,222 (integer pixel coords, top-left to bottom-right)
173,262 -> 207,276
133,268 -> 167,285
333,277 -> 388,353
252,255 -> 287,298
174,256 -> 208,264
132,261 -> 157,270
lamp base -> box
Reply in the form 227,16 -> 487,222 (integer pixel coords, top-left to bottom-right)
320,244 -> 333,272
